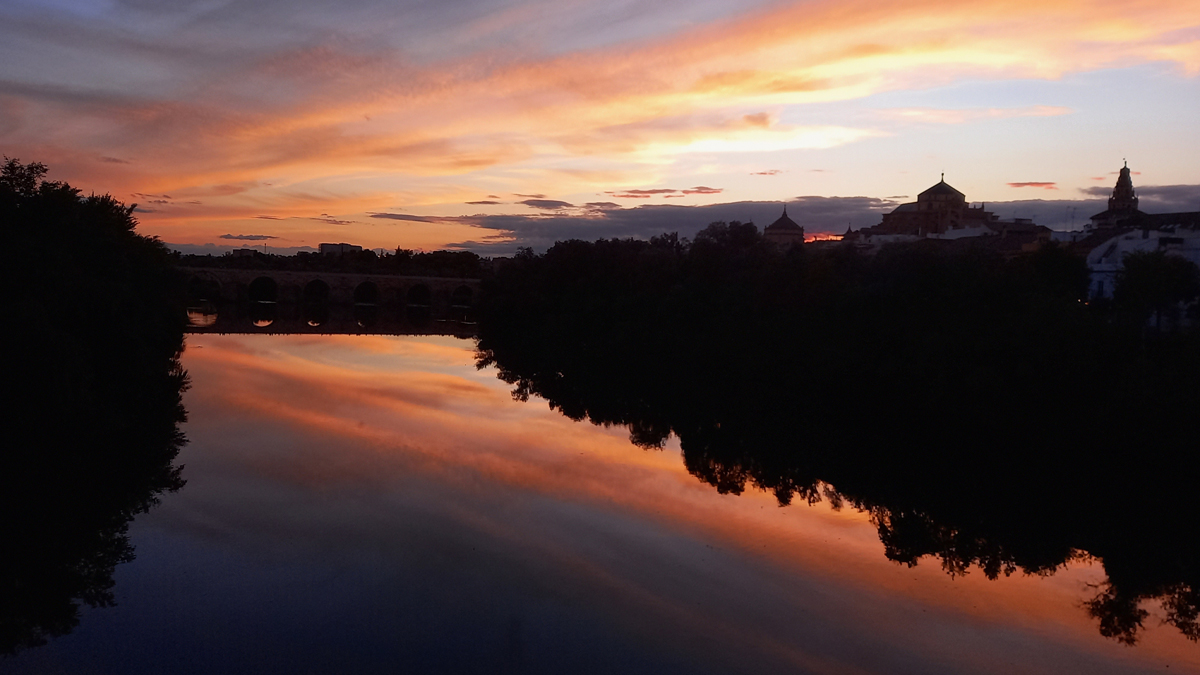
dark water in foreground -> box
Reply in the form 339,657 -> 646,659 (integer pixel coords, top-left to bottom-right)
6,334 -> 1199,674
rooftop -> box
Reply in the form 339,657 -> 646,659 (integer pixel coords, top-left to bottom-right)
764,207 -> 803,232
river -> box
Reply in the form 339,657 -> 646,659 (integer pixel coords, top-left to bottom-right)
5,333 -> 1197,673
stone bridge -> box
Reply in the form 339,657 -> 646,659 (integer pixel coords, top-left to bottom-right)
181,267 -> 482,334
182,267 -> 481,311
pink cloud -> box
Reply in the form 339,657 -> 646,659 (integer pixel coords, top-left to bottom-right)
1007,182 -> 1058,190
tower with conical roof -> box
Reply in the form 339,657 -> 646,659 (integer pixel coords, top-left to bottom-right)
1089,161 -> 1144,229
1108,161 -> 1139,212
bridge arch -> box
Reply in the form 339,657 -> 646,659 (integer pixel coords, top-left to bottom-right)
186,273 -> 223,326
355,305 -> 379,328
303,279 -> 331,303
406,284 -> 432,326
354,281 -> 380,305
248,276 -> 278,303
249,301 -> 276,328
451,285 -> 473,308
406,284 -> 432,307
186,274 -> 223,303
187,305 -> 218,327
301,279 -> 331,326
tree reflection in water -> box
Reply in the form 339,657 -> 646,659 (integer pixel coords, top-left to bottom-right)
1,160 -> 188,655
475,229 -> 1200,645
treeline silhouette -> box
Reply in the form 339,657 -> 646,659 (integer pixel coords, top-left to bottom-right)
180,247 -> 487,278
476,222 -> 1200,645
1,159 -> 190,655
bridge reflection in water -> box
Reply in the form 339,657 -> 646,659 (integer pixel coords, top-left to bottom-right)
183,268 -> 480,337
186,303 -> 478,337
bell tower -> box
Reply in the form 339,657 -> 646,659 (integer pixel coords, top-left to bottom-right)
1108,161 -> 1139,213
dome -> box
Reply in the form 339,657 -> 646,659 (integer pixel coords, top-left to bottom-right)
765,207 -> 802,232
917,178 -> 965,202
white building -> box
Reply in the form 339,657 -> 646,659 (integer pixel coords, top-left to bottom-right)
1087,228 -> 1200,298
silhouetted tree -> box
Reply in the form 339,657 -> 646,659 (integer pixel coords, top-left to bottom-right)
1114,249 -> 1200,333
1,159 -> 189,655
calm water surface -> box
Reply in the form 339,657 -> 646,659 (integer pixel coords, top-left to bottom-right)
8,334 -> 1198,673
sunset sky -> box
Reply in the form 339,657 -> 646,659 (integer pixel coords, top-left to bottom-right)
2,0 -> 1198,254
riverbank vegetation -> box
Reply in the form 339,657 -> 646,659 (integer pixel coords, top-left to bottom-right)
179,247 -> 488,278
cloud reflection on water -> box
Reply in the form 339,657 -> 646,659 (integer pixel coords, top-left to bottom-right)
73,333 -> 1197,673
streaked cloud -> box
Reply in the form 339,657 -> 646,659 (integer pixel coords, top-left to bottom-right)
219,233 -> 278,240
608,189 -> 677,199
519,198 -> 574,210
1008,182 -> 1058,189
876,105 -> 1072,125
605,186 -> 724,199
310,214 -> 357,225
368,213 -> 434,222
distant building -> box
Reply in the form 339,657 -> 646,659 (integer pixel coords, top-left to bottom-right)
231,248 -> 258,258
319,242 -> 364,256
845,176 -> 1049,248
874,178 -> 996,237
763,207 -> 805,247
